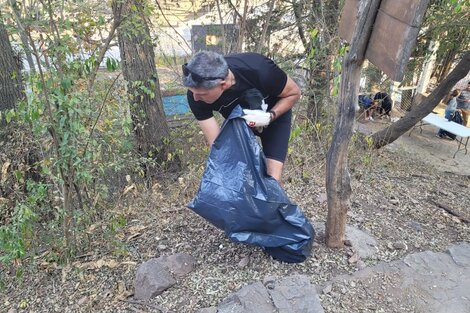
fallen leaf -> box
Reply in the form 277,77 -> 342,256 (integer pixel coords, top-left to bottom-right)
1,161 -> 11,184
123,184 -> 136,195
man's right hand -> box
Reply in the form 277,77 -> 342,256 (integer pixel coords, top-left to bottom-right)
241,109 -> 271,127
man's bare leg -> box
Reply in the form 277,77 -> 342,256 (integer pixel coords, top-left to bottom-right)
266,158 -> 284,184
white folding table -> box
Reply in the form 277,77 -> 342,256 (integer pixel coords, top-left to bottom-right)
413,113 -> 470,158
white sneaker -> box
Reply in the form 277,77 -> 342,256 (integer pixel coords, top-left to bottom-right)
368,116 -> 374,121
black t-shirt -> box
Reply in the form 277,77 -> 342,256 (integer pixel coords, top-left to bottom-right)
187,52 -> 288,121
374,92 -> 391,106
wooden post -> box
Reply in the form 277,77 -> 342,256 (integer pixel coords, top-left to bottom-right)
325,0 -> 382,247
340,0 -> 430,81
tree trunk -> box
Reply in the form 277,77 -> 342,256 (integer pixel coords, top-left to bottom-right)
292,0 -> 308,49
236,0 -> 250,52
256,0 -> 276,53
371,51 -> 470,149
0,19 -> 24,124
112,0 -> 174,167
326,0 -> 382,248
294,0 -> 341,122
7,0 -> 36,74
215,0 -> 227,53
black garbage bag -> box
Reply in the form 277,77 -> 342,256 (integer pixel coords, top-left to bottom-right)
188,106 -> 315,263
239,88 -> 265,110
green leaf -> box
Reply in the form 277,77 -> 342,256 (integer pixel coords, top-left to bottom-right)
6,109 -> 16,123
309,28 -> 319,39
106,57 -> 118,71
61,77 -> 73,90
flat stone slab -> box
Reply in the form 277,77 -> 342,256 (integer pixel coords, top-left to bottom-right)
269,275 -> 324,313
217,282 -> 276,313
202,243 -> 470,312
322,242 -> 470,313
215,275 -> 324,313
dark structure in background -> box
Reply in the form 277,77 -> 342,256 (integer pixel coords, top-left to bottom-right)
191,24 -> 238,53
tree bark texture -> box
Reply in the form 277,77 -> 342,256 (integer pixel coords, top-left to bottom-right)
292,1 -> 308,49
371,51 -> 470,149
256,0 -> 276,53
0,20 -> 24,120
293,0 -> 341,121
326,0 -> 382,248
236,0 -> 249,52
112,0 -> 171,162
7,0 -> 36,74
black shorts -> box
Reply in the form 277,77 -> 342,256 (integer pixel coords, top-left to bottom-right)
253,110 -> 292,162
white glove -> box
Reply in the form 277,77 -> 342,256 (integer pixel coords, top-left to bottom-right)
242,109 -> 271,127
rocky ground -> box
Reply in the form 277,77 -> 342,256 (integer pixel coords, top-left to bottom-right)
2,108 -> 470,313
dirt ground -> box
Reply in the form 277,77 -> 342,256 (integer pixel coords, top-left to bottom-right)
2,103 -> 469,313
355,104 -> 470,176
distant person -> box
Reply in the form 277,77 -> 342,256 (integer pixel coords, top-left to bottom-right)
374,92 -> 392,119
358,94 -> 374,121
437,89 -> 461,139
456,81 -> 470,126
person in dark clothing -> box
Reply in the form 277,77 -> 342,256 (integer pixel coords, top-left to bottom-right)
182,51 -> 301,183
358,94 -> 374,121
374,92 -> 392,118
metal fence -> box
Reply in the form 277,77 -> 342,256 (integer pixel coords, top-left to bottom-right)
359,61 -> 420,115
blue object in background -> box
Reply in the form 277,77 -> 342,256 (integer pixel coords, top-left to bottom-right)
188,105 -> 315,263
162,95 -> 189,116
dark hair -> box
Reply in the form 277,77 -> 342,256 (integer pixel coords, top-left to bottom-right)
182,51 -> 229,89
444,89 -> 461,103
451,89 -> 461,97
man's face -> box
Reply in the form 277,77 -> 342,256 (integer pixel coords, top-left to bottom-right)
189,84 -> 224,104
467,83 -> 470,90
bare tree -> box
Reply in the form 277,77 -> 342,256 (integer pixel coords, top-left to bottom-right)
256,0 -> 276,53
326,0 -> 382,248
216,0 -> 227,53
236,0 -> 250,52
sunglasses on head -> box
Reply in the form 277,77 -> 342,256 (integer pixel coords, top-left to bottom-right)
182,63 -> 225,83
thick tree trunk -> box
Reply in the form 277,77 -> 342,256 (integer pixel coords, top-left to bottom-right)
7,0 -> 36,74
371,51 -> 470,149
0,20 -> 24,124
326,0 -> 382,248
112,0 -> 173,165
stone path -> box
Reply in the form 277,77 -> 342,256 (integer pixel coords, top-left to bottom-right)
133,227 -> 469,312
196,242 -> 470,313
321,242 -> 470,313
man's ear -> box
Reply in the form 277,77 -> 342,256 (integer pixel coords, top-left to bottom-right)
220,79 -> 230,91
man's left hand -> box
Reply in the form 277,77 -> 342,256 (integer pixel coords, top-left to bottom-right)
241,109 -> 271,127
